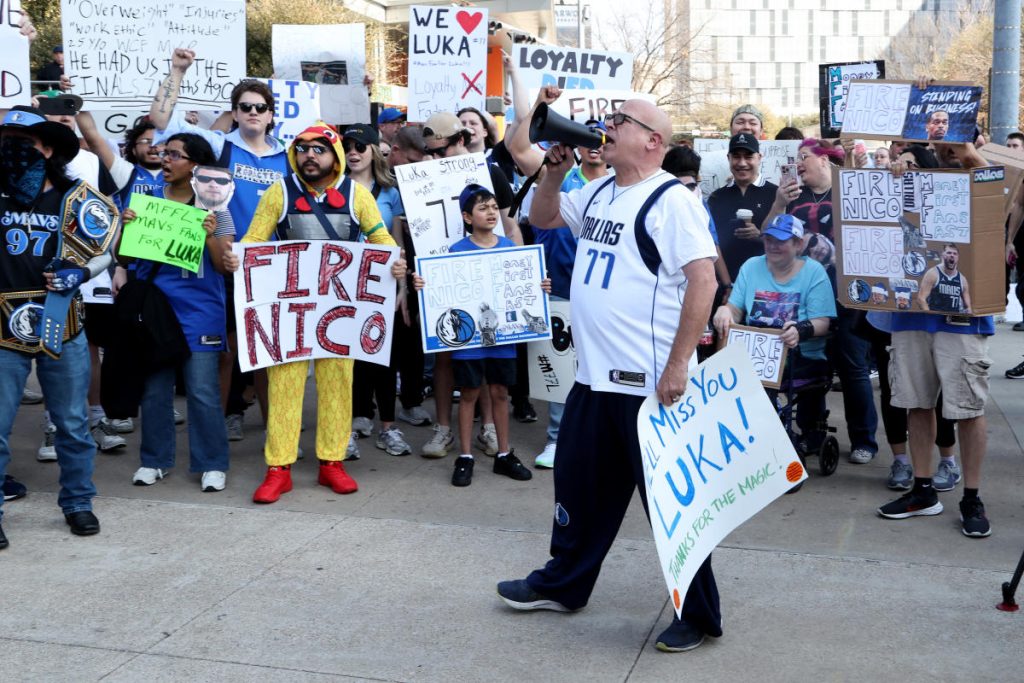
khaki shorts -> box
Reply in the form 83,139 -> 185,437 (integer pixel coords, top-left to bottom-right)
889,330 -> 991,420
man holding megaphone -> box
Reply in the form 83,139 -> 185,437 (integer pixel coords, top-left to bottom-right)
496,92 -> 724,653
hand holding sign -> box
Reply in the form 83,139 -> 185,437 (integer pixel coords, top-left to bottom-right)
119,194 -> 209,273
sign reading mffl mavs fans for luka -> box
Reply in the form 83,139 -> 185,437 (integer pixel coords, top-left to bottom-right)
638,344 -> 806,616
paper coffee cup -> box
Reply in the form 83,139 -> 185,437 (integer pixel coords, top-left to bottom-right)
735,209 -> 753,221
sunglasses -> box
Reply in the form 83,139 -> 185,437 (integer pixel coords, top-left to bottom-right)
236,102 -> 271,114
295,143 -> 330,155
195,174 -> 231,185
423,138 -> 457,158
343,139 -> 368,154
158,150 -> 191,161
604,111 -> 656,133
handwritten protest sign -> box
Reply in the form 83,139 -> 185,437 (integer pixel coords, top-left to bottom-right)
407,5 -> 488,122
1,0 -> 30,108
818,60 -> 885,138
259,79 -> 321,142
119,194 -> 207,273
514,45 -> 632,91
694,139 -> 801,194
61,0 -> 245,110
232,240 -> 400,372
540,89 -> 655,123
840,80 -> 982,143
639,344 -> 806,616
416,245 -> 550,354
527,300 -> 576,403
840,225 -> 904,278
394,153 -> 499,256
916,172 -> 971,242
271,24 -> 368,125
837,170 -> 903,223
724,325 -> 787,389
840,81 -> 912,138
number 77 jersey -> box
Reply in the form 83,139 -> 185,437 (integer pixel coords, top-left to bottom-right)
559,171 -> 718,397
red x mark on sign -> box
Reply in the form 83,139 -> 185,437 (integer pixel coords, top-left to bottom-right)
461,70 -> 483,99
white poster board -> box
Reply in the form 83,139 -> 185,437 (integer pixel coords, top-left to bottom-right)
393,153 -> 499,256
416,245 -> 551,354
272,24 -> 369,125
725,325 -> 788,389
527,299 -> 576,403
638,344 -> 806,617
260,79 -> 322,143
837,169 -> 903,224
917,172 -> 971,243
540,89 -> 655,123
840,81 -> 913,138
407,5 -> 488,122
232,240 -> 400,372
1,0 -> 30,108
514,45 -> 633,91
61,0 -> 246,111
694,139 -> 801,194
840,225 -> 905,278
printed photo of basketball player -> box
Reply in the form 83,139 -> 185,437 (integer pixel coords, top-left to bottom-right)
870,283 -> 888,305
918,243 -> 971,313
895,287 -> 912,310
191,166 -> 234,211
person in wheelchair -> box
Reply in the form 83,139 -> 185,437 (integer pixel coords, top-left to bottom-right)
713,214 -> 837,450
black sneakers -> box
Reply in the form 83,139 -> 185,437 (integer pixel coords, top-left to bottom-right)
513,400 -> 538,423
452,456 -> 474,487
496,579 -> 572,612
959,498 -> 992,537
1005,359 -> 1024,379
877,490 -> 943,519
655,617 -> 706,652
493,451 -> 532,481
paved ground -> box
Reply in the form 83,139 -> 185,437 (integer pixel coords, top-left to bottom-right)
2,322 -> 1024,682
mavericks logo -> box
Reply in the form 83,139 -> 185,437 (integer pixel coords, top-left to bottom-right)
9,302 -> 43,343
77,199 -> 114,239
435,308 -> 475,348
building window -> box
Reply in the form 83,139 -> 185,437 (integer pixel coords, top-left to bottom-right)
776,61 -> 782,88
781,9 -> 788,33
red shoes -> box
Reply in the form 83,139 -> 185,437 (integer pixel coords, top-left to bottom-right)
253,466 -> 293,503
318,460 -> 358,494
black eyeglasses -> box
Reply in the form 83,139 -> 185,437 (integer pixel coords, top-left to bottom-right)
343,139 -> 368,154
295,144 -> 329,155
158,150 -> 191,161
604,111 -> 656,133
237,102 -> 271,114
195,174 -> 231,185
423,138 -> 457,158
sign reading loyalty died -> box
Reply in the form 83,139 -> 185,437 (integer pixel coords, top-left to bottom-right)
638,344 -> 806,618
725,324 -> 788,389
120,194 -> 208,273
233,240 -> 400,372
61,0 -> 246,110
514,45 -> 633,91
407,4 -> 488,122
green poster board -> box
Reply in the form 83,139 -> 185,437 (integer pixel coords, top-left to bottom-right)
119,194 -> 208,273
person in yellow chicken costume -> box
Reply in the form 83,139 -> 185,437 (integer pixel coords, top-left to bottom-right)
224,122 -> 406,503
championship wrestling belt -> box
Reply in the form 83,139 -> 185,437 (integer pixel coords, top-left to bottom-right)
0,289 -> 85,355
40,182 -> 119,357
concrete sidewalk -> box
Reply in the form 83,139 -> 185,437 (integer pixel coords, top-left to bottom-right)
2,325 -> 1024,682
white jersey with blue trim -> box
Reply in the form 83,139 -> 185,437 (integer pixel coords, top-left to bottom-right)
559,169 -> 717,397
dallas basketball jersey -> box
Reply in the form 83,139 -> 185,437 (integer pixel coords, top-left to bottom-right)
927,266 -> 964,312
560,170 -> 717,397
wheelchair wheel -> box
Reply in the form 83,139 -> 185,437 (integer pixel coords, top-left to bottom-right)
818,436 -> 839,476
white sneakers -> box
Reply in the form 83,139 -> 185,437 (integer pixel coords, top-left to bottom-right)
352,416 -> 374,438
37,424 -> 57,462
132,467 -> 168,486
534,443 -> 556,469
422,424 -> 454,458
201,471 -> 226,492
476,423 -> 498,456
110,418 -> 135,433
92,418 -> 127,453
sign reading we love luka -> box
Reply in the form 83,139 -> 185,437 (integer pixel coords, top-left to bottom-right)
407,5 -> 488,122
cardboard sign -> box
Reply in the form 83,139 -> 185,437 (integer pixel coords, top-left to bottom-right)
724,325 -> 788,389
818,60 -> 885,138
840,80 -> 982,143
407,5 -> 488,122
527,299 -> 576,403
979,143 -> 1024,216
61,0 -> 246,110
416,245 -> 551,354
514,45 -> 633,91
1,0 -> 30,108
119,194 -> 208,273
271,24 -> 368,125
540,89 -> 655,123
258,79 -> 322,142
232,240 -> 400,372
694,139 -> 801,194
639,343 -> 806,617
834,166 -> 1006,315
393,153 -> 500,256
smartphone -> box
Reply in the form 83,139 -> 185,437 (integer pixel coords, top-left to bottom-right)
781,163 -> 799,187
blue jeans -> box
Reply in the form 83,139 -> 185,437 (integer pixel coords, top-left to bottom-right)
836,306 -> 878,453
140,351 -> 229,473
0,334 -> 95,521
546,401 -> 564,444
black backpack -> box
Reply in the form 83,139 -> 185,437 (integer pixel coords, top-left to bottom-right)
113,263 -> 191,370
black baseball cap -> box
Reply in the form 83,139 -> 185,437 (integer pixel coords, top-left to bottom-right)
728,133 -> 759,154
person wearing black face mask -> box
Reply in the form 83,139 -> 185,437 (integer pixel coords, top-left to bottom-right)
0,106 -> 120,549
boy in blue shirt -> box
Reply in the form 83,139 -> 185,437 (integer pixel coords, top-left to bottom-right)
415,185 -> 549,486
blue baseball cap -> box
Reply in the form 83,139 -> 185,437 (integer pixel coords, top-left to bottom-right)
458,183 -> 494,214
377,107 -> 406,124
764,214 -> 805,241
584,118 -> 607,132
